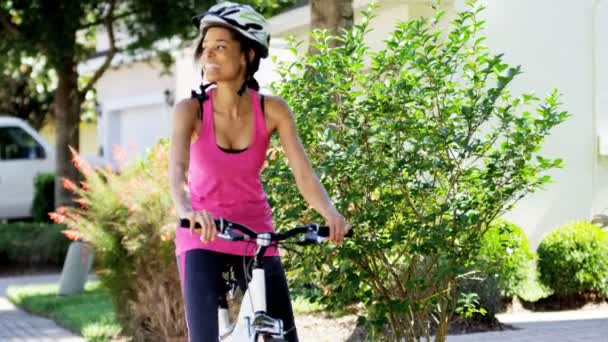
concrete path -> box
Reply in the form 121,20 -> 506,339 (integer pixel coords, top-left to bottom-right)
0,273 -> 85,342
447,308 -> 608,341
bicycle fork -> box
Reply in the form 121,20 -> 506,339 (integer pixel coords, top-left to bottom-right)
219,267 -> 285,341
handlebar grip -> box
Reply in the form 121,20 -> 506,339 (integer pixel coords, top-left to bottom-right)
179,218 -> 223,230
317,226 -> 354,238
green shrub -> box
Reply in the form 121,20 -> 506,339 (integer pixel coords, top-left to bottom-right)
537,221 -> 608,297
457,275 -> 500,318
31,172 -> 55,222
0,222 -> 69,266
269,1 -> 568,339
476,220 -> 535,298
51,142 -> 185,341
459,220 -> 546,318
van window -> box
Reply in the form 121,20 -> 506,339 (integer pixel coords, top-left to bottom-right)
0,126 -> 46,160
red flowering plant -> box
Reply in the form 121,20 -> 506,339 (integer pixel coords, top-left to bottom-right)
48,140 -> 186,340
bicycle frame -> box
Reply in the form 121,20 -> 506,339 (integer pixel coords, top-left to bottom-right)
179,217 -> 342,341
218,233 -> 285,341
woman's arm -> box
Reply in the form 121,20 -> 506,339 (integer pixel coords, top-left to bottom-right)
168,98 -> 217,239
169,99 -> 197,217
265,96 -> 348,244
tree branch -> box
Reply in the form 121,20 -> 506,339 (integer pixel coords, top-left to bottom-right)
0,7 -> 21,36
79,9 -> 135,30
79,0 -> 118,101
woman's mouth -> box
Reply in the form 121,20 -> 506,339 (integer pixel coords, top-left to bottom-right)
205,64 -> 220,71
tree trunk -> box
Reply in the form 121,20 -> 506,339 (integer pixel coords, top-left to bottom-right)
54,59 -> 81,208
308,0 -> 354,54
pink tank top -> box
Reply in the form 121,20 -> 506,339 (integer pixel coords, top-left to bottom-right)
174,88 -> 278,257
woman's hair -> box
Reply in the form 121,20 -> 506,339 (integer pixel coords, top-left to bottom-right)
194,24 -> 262,94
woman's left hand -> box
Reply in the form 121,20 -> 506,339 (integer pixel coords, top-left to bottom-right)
324,209 -> 349,245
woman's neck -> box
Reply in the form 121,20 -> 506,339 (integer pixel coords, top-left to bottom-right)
213,81 -> 249,119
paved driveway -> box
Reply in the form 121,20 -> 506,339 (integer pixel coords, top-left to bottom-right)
0,273 -> 85,342
448,309 -> 608,341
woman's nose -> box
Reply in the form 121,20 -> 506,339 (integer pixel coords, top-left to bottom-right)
203,47 -> 214,59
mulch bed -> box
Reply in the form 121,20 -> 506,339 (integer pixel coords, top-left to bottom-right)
520,293 -> 608,311
447,315 -> 514,335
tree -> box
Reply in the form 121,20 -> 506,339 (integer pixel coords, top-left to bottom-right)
0,0 -> 297,209
0,1 -> 206,208
0,59 -> 55,130
308,0 -> 353,54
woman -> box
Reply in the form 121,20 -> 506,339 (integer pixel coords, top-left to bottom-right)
169,2 -> 348,341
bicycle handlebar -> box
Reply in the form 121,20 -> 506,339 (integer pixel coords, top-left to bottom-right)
179,217 -> 352,245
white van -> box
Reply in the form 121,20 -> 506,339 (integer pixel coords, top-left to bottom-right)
0,116 -> 55,219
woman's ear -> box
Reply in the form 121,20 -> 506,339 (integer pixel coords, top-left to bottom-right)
240,48 -> 255,67
247,48 -> 255,63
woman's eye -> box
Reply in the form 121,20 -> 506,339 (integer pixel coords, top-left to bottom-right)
217,45 -> 226,50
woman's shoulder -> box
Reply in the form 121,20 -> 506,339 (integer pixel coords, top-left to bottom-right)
173,97 -> 201,120
260,94 -> 292,119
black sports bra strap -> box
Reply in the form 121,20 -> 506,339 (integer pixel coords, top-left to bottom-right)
191,83 -> 213,120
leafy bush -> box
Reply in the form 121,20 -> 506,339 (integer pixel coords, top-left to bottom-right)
268,1 -> 569,340
0,222 -> 69,266
31,172 -> 55,222
458,220 -> 542,320
537,221 -> 608,297
456,276 -> 499,319
475,220 -> 535,298
50,143 -> 185,341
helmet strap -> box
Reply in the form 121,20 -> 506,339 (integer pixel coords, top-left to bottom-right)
237,53 -> 253,96
237,81 -> 247,96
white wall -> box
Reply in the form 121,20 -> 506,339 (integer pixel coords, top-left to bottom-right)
593,0 -> 608,216
118,104 -> 170,158
452,0 -> 599,246
96,60 -> 175,164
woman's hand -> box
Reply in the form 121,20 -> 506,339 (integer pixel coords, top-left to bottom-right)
182,209 -> 217,243
323,209 -> 349,245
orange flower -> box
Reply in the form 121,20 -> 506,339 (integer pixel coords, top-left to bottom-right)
56,206 -> 68,215
69,146 -> 92,176
74,198 -> 88,208
80,181 -> 90,191
62,229 -> 81,241
49,212 -> 66,224
62,178 -> 77,192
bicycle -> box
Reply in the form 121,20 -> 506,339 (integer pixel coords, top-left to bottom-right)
179,217 -> 352,341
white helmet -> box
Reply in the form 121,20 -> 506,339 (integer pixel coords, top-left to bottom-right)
192,2 -> 271,58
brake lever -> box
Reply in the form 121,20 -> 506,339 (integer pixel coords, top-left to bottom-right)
216,218 -> 248,241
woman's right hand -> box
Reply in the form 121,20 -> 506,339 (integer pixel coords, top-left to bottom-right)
182,209 -> 217,243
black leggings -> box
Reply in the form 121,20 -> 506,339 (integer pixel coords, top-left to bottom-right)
177,249 -> 298,342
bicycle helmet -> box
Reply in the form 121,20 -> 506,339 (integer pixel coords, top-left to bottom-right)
192,2 -> 270,58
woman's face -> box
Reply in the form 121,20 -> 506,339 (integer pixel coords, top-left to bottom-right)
200,26 -> 246,83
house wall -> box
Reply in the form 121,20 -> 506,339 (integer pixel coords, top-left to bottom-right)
39,121 -> 98,156
95,60 -> 175,163
450,0 -> 602,246
593,0 -> 608,218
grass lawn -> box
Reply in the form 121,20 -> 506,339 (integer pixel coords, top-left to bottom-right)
6,280 -> 324,341
6,281 -> 122,342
